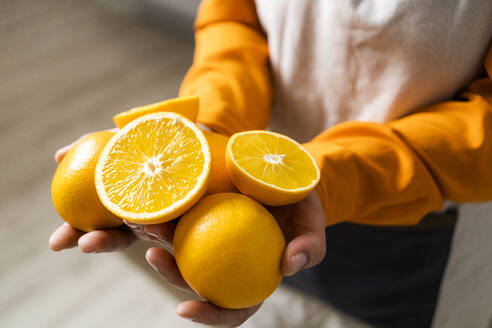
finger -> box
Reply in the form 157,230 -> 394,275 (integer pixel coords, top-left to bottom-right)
196,123 -> 213,132
145,247 -> 193,293
177,300 -> 261,327
124,220 -> 153,242
279,191 -> 327,276
54,129 -> 118,164
143,222 -> 176,245
54,143 -> 76,163
282,231 -> 326,276
49,223 -> 85,251
78,226 -> 136,253
267,204 -> 295,238
123,221 -> 174,250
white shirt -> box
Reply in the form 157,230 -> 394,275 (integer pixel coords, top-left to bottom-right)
255,0 -> 492,142
254,3 -> 492,326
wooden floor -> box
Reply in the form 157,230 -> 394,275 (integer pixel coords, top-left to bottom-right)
0,1 -> 199,327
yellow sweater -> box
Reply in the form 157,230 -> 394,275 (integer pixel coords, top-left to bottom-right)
180,0 -> 492,226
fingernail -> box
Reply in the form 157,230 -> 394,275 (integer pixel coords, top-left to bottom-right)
146,231 -> 168,246
176,304 -> 186,316
286,253 -> 308,276
145,250 -> 159,272
147,231 -> 161,239
124,220 -> 141,229
148,262 -> 159,272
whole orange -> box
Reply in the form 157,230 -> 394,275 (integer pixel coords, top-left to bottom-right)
203,131 -> 237,195
51,131 -> 123,232
173,193 -> 285,309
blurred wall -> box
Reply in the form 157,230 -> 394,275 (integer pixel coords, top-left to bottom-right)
100,0 -> 201,39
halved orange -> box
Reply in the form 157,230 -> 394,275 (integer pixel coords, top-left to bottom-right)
226,130 -> 320,206
113,95 -> 199,129
95,112 -> 210,224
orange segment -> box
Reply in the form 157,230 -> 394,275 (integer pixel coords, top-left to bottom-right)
226,130 -> 320,206
96,112 -> 210,224
113,95 -> 199,128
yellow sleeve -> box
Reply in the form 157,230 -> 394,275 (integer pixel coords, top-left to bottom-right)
304,46 -> 492,226
179,0 -> 272,136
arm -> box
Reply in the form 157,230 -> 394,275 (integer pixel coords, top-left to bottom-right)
179,0 -> 273,135
304,46 -> 492,226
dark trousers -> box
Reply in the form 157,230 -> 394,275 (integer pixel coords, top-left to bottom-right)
283,217 -> 456,328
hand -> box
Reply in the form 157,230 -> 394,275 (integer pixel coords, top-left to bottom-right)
50,131 -> 327,326
48,126 -> 197,253
143,190 -> 326,327
49,129 -> 139,253
49,126 -> 213,253
270,190 -> 327,276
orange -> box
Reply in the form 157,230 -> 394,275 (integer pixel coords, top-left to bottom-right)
203,131 -> 237,195
174,193 -> 285,309
226,130 -> 320,206
95,112 -> 211,224
51,131 -> 123,232
113,95 -> 199,129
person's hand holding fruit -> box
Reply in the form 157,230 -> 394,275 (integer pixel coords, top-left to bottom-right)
49,96 -> 326,327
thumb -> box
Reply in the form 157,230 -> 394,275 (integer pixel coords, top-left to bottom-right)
282,231 -> 326,276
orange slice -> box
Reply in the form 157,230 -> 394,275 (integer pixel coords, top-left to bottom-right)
226,130 -> 320,206
95,112 -> 210,224
113,95 -> 199,129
